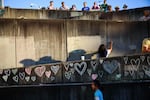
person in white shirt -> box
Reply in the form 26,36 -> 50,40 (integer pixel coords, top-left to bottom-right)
140,10 -> 150,21
48,1 -> 55,10
59,2 -> 69,10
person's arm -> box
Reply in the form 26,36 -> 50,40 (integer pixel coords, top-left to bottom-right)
107,41 -> 113,51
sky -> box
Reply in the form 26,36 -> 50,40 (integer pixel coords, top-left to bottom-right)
4,0 -> 150,10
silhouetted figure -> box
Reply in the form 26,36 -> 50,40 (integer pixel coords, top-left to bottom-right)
91,80 -> 104,100
107,5 -> 112,12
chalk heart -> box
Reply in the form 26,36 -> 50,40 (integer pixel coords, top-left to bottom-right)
25,76 -> 30,82
50,76 -> 55,81
45,71 -> 51,78
99,59 -> 103,64
92,74 -> 98,80
2,75 -> 8,82
102,60 -> 120,74
138,72 -> 144,79
130,58 -> 140,71
65,71 -> 72,80
74,62 -> 87,76
98,71 -> 104,78
70,68 -> 75,74
145,70 -> 150,77
123,57 -> 128,64
147,56 -> 150,65
12,69 -> 18,75
34,66 -> 46,77
0,69 -> 3,74
19,72 -> 25,80
4,69 -> 11,76
13,75 -> 19,83
124,71 -> 129,77
25,67 -> 32,75
31,76 -> 36,82
140,56 -> 145,62
90,60 -> 98,71
51,65 -> 60,75
87,69 -> 92,76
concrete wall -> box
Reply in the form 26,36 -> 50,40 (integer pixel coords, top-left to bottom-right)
0,19 -> 149,68
0,7 -> 150,21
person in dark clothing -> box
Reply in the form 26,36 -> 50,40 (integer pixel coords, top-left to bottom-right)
97,41 -> 113,58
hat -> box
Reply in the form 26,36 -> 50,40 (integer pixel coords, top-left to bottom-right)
115,6 -> 119,9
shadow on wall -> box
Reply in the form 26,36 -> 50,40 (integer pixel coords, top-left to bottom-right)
67,49 -> 96,61
20,56 -> 61,67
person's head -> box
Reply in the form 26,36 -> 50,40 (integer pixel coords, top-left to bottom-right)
61,2 -> 65,6
94,2 -> 97,5
144,10 -> 150,17
107,5 -> 112,12
91,80 -> 101,91
99,44 -> 106,51
123,4 -> 128,10
71,4 -> 76,10
104,0 -> 107,4
83,2 -> 87,7
50,1 -> 53,6
115,6 -> 120,12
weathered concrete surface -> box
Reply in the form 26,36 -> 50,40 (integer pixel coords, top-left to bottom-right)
0,7 -> 150,21
0,19 -> 149,68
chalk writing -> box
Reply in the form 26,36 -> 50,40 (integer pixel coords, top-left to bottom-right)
74,62 -> 87,76
102,60 -> 120,74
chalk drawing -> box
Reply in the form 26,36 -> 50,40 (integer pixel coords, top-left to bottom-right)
12,69 -> 18,75
140,56 -> 145,62
102,60 -> 120,74
130,58 -> 141,71
74,62 -> 87,76
143,65 -> 150,77
19,72 -> 25,80
90,60 -> 98,71
123,57 -> 128,64
99,59 -> 103,64
50,76 -> 55,81
4,69 -> 11,76
34,66 -> 46,77
51,65 -> 60,75
45,70 -> 51,78
25,76 -> 30,82
92,74 -> 98,80
87,69 -> 92,76
64,63 -> 74,71
13,75 -> 19,83
0,69 -> 3,74
31,76 -> 36,82
25,67 -> 32,75
65,71 -> 72,80
2,75 -> 8,82
98,71 -> 104,78
147,56 -> 150,65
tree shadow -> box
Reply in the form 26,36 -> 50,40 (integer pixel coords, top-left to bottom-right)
67,49 -> 96,61
20,56 -> 61,67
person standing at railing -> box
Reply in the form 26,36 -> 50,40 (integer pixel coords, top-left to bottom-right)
70,4 -> 77,11
82,2 -> 90,11
48,1 -> 55,10
97,41 -> 113,58
91,2 -> 100,10
100,0 -> 108,12
91,80 -> 104,100
59,2 -> 69,10
140,10 -> 150,21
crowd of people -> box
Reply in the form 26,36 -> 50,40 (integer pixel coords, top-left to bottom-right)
48,0 -> 128,12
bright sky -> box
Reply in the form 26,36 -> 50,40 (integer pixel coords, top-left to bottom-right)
4,0 -> 150,10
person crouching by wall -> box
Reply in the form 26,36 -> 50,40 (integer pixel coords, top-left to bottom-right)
142,38 -> 150,53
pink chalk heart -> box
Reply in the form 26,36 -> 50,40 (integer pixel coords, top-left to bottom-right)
25,67 -> 32,75
92,74 -> 98,80
34,66 -> 46,77
45,71 -> 51,78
